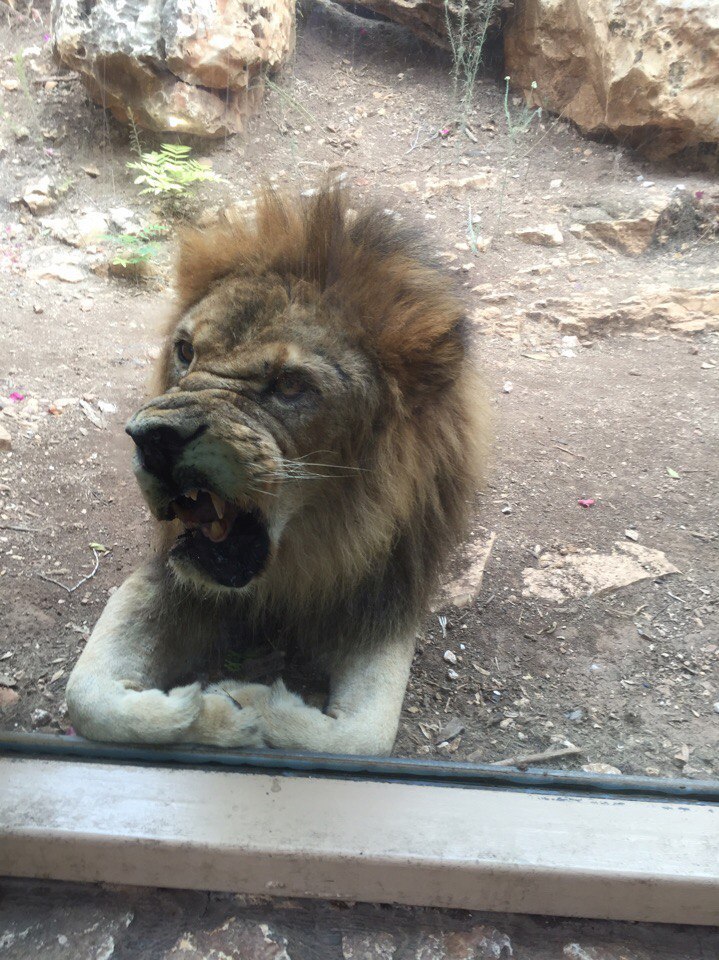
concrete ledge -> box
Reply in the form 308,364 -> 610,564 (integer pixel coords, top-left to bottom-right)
1,757 -> 718,924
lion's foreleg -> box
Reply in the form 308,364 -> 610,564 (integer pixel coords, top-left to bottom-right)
66,563 -> 208,744
181,635 -> 416,755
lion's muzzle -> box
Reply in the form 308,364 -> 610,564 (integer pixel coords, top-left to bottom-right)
126,407 -> 274,591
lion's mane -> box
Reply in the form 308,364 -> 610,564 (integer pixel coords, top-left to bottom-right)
152,186 -> 488,664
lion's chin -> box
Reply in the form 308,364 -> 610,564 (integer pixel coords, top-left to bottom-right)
168,506 -> 271,590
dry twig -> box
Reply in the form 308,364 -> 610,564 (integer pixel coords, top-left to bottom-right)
38,549 -> 102,594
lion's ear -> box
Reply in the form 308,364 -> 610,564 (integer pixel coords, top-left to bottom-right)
175,224 -> 250,307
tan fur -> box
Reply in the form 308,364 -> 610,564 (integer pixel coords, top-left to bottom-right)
65,185 -> 488,755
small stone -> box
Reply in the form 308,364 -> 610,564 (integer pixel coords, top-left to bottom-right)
516,223 -> 564,246
625,529 -> 639,541
0,688 -> 20,710
0,424 -> 12,452
503,381 -> 514,393
550,178 -> 563,188
23,175 -> 58,215
14,126 -> 30,142
97,400 -> 117,415
31,708 -> 52,727
447,668 -> 459,681
443,649 -> 458,664
713,702 -> 719,714
582,763 -> 622,775
0,674 -> 17,688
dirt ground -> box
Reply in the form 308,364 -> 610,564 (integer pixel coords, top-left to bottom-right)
0,0 -> 717,780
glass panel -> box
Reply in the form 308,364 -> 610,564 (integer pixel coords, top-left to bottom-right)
1,1 -> 716,787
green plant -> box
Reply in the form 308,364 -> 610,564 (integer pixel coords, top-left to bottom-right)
444,0 -> 497,125
493,77 -> 543,240
127,143 -> 220,197
103,224 -> 167,269
127,107 -> 143,159
13,50 -> 36,116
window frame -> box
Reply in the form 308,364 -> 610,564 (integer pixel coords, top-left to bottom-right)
1,732 -> 718,926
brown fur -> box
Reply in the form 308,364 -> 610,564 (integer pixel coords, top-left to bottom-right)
147,186 -> 488,665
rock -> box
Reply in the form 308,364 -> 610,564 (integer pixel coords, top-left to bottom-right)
505,0 -> 719,158
443,650 -> 458,665
515,224 -> 564,247
342,932 -> 396,960
108,207 -> 140,233
437,532 -> 497,609
583,210 -> 660,256
332,0 -> 500,48
582,763 -> 622,776
53,0 -> 295,138
524,286 -> 719,335
166,919 -> 290,959
422,172 -> 492,199
31,708 -> 53,727
522,542 -> 680,604
29,256 -> 86,284
0,688 -> 19,710
108,258 -> 161,281
23,175 -> 58,215
0,424 -> 11,452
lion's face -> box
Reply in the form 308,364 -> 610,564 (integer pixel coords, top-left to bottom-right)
127,273 -> 380,592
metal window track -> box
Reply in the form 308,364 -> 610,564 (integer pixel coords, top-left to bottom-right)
1,734 -> 718,925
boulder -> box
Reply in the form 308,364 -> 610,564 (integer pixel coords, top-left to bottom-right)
331,0 -> 500,48
504,0 -> 719,158
52,0 -> 295,138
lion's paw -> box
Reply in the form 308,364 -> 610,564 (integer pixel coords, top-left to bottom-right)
205,680 -> 273,708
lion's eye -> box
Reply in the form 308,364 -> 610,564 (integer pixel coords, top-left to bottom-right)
273,372 -> 306,400
176,340 -> 194,366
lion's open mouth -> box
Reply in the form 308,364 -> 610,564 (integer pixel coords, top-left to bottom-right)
168,489 -> 270,589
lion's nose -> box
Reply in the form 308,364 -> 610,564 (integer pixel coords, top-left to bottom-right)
125,420 -> 204,481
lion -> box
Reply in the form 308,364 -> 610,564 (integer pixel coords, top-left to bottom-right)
65,186 -> 487,755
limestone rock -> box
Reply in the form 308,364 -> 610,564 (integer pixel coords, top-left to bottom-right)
519,284 -> 719,336
523,542 -> 679,604
582,211 -> 660,256
505,0 -> 719,158
52,0 -> 295,138
515,223 -> 564,247
331,0 -> 499,48
22,176 -> 58,215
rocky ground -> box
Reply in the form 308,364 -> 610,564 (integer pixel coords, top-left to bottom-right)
0,0 -> 718,780
3,878 -> 719,960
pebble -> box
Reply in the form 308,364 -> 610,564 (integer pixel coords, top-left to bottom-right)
447,668 -> 459,681
0,688 -> 19,709
581,763 -> 622,775
515,223 -> 564,247
31,708 -> 52,727
443,650 -> 458,664
503,381 -> 514,393
713,702 -> 719,714
0,424 -> 12,452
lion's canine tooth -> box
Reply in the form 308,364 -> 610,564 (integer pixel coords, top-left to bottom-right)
186,489 -> 199,501
210,492 -> 225,519
208,520 -> 224,541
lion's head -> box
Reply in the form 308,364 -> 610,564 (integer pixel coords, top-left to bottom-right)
126,187 -> 487,644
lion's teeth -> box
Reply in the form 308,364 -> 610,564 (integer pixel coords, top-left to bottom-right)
208,520 -> 224,541
186,489 -> 199,501
210,492 -> 225,519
